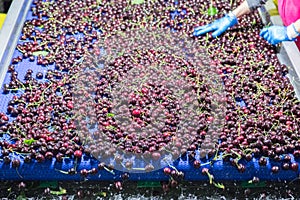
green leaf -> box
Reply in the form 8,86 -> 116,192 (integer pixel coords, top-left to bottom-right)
32,51 -> 49,57
132,0 -> 144,5
38,181 -> 58,189
213,182 -> 225,189
50,187 -> 67,195
16,194 -> 26,200
107,113 -> 115,117
241,181 -> 266,188
23,138 -> 36,145
95,192 -> 107,197
207,172 -> 213,184
207,6 -> 218,16
107,125 -> 117,131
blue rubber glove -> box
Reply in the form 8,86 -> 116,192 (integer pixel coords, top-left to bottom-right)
260,23 -> 300,45
193,12 -> 238,38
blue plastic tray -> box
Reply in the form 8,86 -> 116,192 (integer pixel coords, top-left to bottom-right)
0,0 -> 299,182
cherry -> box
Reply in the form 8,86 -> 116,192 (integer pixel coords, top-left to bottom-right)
1,115 -> 9,121
45,151 -> 53,160
3,156 -> 11,164
12,159 -> 21,168
152,152 -> 161,160
145,164 -> 154,172
74,150 -> 83,158
36,154 -> 45,163
115,181 -> 123,191
283,155 -> 291,163
258,157 -> 267,166
80,169 -> 89,177
238,164 -> 246,173
245,154 -> 253,161
163,167 -> 171,175
271,166 -> 279,173
170,180 -> 178,188
18,182 -> 26,191
193,160 -> 201,168
131,109 -> 141,117
77,190 -> 85,199
290,163 -> 299,171
201,168 -> 209,175
24,155 -> 32,163
68,168 -> 76,175
293,150 -> 300,158
176,171 -> 184,180
89,167 -> 98,175
36,72 -> 43,79
56,153 -> 63,162
125,161 -> 133,170
98,162 -> 105,170
282,163 -> 290,170
252,176 -> 260,184
121,173 -> 129,180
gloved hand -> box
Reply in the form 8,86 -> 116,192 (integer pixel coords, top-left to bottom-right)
193,12 -> 238,38
260,23 -> 300,45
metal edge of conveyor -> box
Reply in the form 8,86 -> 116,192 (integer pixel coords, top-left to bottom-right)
278,39 -> 300,99
259,1 -> 300,99
0,0 -> 33,87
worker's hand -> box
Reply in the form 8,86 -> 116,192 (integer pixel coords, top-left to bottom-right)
260,23 -> 300,45
193,12 -> 238,38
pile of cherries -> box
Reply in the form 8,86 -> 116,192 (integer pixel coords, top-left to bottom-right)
73,47 -> 215,161
0,0 -> 300,182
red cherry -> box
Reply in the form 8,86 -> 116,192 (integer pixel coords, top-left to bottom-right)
163,132 -> 171,138
80,169 -> 89,177
243,109 -> 250,114
115,181 -> 123,191
207,116 -> 214,123
152,152 -> 161,160
163,167 -> 171,175
46,136 -> 54,142
141,87 -> 148,94
226,68 -> 233,73
132,109 -> 141,117
102,122 -> 110,126
216,68 -> 222,74
1,115 -> 9,121
271,166 -> 279,173
193,160 -> 201,168
95,49 -> 101,55
201,168 -> 209,175
290,163 -> 299,171
67,102 -> 73,109
74,150 -> 83,158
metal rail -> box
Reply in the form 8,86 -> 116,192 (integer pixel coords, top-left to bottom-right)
272,16 -> 300,99
0,0 -> 32,87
